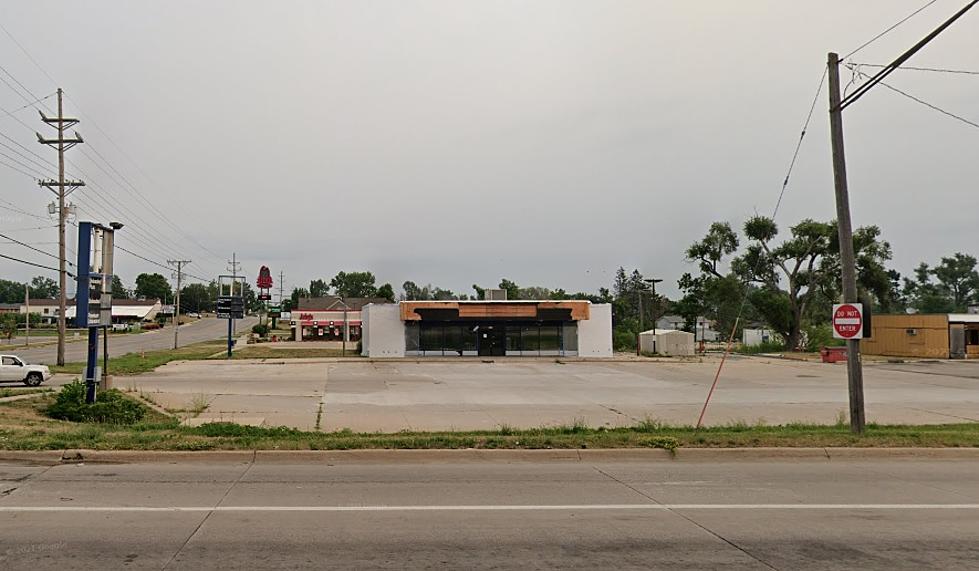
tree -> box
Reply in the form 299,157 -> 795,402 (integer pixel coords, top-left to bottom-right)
309,279 -> 329,298
29,276 -> 58,299
180,283 -> 213,313
931,253 -> 979,311
1,313 -> 17,342
0,279 -> 24,304
288,287 -> 309,311
111,275 -> 130,299
732,216 -> 893,350
498,279 -> 520,300
377,283 -> 395,302
903,254 -> 979,313
472,284 -> 485,300
403,281 -> 428,300
330,271 -> 377,298
134,273 -> 172,302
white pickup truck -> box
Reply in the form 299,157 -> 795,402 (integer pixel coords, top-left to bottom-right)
0,354 -> 51,386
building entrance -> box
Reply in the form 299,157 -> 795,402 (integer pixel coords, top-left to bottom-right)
477,325 -> 506,357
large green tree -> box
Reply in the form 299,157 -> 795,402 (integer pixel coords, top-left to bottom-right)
180,283 -> 213,313
330,271 -> 377,298
111,275 -> 130,299
731,216 -> 893,350
0,279 -> 24,303
134,273 -> 172,302
903,253 -> 979,313
29,276 -> 58,299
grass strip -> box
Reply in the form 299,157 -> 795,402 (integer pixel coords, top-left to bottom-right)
50,341 -> 227,376
0,387 -> 53,399
227,346 -> 351,360
1,396 -> 978,451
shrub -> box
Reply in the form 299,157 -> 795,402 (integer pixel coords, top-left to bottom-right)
737,340 -> 786,355
613,330 -> 637,351
804,323 -> 844,352
252,323 -> 270,337
45,381 -> 147,424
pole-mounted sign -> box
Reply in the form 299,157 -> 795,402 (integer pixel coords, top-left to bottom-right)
832,303 -> 863,340
75,221 -> 122,403
217,274 -> 245,358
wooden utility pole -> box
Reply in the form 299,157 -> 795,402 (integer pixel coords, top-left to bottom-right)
827,53 -> 866,434
168,259 -> 191,349
24,283 -> 29,347
37,88 -> 84,366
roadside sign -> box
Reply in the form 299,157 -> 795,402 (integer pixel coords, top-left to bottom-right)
832,303 -> 863,340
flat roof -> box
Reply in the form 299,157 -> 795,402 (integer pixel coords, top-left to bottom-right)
948,313 -> 979,323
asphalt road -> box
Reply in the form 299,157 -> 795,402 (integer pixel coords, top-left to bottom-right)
9,316 -> 258,365
1,455 -> 978,569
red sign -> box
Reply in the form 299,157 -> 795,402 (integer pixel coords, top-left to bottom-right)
832,303 -> 863,340
257,266 -> 273,289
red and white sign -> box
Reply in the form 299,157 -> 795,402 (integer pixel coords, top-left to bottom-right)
832,303 -> 863,340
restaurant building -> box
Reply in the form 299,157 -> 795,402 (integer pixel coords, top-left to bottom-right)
290,296 -> 390,342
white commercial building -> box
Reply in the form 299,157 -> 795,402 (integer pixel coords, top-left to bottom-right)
361,300 -> 612,358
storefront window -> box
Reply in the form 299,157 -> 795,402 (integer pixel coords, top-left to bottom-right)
521,324 -> 539,354
506,325 -> 522,353
405,323 -> 420,354
562,323 -> 578,355
443,325 -> 463,355
420,324 -> 442,354
539,324 -> 560,355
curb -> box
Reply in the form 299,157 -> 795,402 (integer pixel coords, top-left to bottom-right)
2,447 -> 978,465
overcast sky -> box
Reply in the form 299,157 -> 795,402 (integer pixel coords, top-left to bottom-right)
1,0 -> 977,299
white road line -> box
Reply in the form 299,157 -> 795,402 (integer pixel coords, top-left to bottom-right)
1,504 -> 979,512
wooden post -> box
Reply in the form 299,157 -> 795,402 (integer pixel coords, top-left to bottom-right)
827,52 -> 866,434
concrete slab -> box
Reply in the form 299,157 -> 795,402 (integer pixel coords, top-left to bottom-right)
116,357 -> 979,432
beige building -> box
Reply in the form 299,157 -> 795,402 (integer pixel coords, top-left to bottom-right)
861,313 -> 979,359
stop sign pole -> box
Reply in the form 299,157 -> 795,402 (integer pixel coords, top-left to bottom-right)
827,54 -> 865,434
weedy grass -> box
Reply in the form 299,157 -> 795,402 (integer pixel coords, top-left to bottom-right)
1,395 -> 978,451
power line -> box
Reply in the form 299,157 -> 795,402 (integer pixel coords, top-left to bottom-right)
850,66 -> 979,129
0,230 -> 72,265
0,47 -> 222,271
696,66 -> 829,429
839,0 -> 979,111
0,251 -> 73,277
849,62 -> 979,75
842,0 -> 941,61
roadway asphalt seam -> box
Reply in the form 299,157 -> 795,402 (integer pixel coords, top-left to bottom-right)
160,451 -> 256,570
592,466 -> 779,571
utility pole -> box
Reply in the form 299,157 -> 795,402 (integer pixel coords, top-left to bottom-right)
828,53 -> 865,434
278,270 -> 285,305
227,253 -> 241,334
24,283 -> 29,347
37,88 -> 84,366
168,259 -> 191,349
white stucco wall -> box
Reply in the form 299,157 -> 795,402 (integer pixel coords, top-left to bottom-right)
577,303 -> 613,357
361,304 -> 405,357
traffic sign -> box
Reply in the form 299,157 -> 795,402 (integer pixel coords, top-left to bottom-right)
832,303 -> 863,340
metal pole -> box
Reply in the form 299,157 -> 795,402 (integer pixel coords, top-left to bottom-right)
85,326 -> 97,403
828,52 -> 866,434
102,325 -> 108,385
227,318 -> 233,358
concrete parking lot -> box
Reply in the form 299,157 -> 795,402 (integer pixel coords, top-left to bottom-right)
124,356 -> 979,431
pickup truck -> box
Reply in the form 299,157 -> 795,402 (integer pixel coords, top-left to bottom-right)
0,354 -> 51,386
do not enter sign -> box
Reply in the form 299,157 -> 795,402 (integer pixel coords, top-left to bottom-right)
832,303 -> 864,340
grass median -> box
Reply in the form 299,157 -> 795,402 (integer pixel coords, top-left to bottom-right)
1,394 -> 978,451
50,341 -> 228,376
